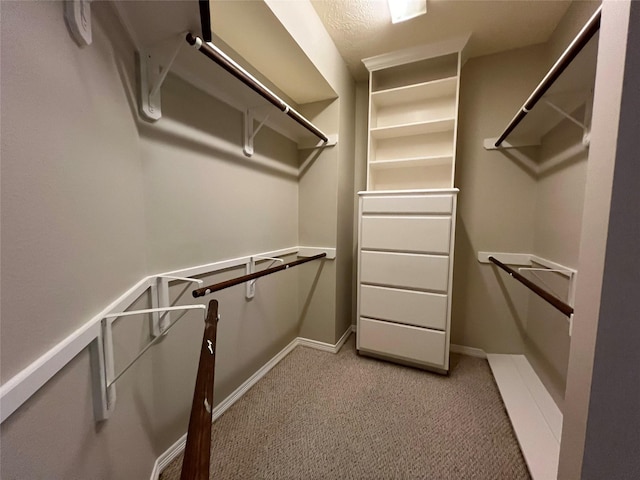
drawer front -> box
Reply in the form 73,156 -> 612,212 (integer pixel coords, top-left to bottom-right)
360,251 -> 449,292
359,318 -> 446,367
362,195 -> 453,214
360,285 -> 447,330
361,216 -> 451,254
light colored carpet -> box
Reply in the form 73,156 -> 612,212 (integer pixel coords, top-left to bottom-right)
161,335 -> 530,479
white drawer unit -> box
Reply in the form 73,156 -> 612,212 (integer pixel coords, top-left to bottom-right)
357,190 -> 458,372
361,215 -> 451,254
360,251 -> 449,292
360,285 -> 447,330
358,318 -> 446,368
361,194 -> 453,215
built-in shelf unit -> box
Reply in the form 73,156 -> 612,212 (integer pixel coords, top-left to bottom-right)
366,47 -> 464,191
357,37 -> 468,373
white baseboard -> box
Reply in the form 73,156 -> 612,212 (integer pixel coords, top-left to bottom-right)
487,354 -> 562,480
450,344 -> 487,358
150,330 -> 353,479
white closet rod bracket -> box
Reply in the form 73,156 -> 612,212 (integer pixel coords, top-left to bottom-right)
150,275 -> 203,338
243,108 -> 273,157
245,255 -> 285,299
94,304 -> 206,421
542,98 -> 592,148
138,34 -> 185,122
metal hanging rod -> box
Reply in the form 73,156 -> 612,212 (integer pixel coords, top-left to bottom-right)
493,5 -> 601,148
185,33 -> 329,143
488,256 -> 574,317
180,299 -> 219,480
193,253 -> 327,298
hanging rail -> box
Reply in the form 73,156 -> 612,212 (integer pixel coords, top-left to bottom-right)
488,256 -> 573,317
493,5 -> 601,148
185,33 -> 329,143
193,253 -> 326,298
180,300 -> 219,480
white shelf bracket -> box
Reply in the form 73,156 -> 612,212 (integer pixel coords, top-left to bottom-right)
93,304 -> 206,421
64,0 -> 92,47
245,255 -> 284,298
150,275 -> 203,337
138,34 -> 184,122
542,98 -> 592,148
243,109 -> 272,157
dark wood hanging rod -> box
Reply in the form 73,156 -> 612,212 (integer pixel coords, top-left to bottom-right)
180,299 -> 219,480
494,5 -> 601,148
193,253 -> 327,298
185,33 -> 329,143
488,256 -> 574,317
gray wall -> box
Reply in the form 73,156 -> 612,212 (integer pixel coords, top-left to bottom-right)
0,1 -> 351,478
452,44 -> 546,353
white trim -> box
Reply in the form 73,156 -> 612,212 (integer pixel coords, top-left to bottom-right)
487,354 -> 562,480
477,251 -> 531,266
0,278 -> 152,424
297,247 -> 336,260
149,331 -> 352,479
0,245 -> 333,424
362,34 -> 470,72
450,344 -> 487,359
358,188 -> 459,196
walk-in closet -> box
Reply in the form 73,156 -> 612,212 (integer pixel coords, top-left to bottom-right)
1,1 -> 638,479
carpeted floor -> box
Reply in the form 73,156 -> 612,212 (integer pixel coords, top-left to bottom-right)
161,334 -> 530,479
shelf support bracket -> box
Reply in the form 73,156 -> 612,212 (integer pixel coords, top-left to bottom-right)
138,34 -> 184,122
243,108 -> 272,157
93,304 -> 206,421
542,99 -> 592,148
245,256 -> 284,298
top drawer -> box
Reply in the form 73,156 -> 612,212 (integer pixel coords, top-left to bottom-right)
362,195 -> 453,214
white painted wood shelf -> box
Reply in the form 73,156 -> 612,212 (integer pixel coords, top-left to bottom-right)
487,354 -> 563,480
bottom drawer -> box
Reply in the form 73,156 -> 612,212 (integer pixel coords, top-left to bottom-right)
358,318 -> 446,368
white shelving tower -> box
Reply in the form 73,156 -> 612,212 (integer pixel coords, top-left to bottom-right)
357,38 -> 468,373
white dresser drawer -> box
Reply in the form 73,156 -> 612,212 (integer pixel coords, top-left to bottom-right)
360,285 -> 447,330
359,318 -> 446,367
360,251 -> 449,292
362,194 -> 453,214
361,216 -> 451,254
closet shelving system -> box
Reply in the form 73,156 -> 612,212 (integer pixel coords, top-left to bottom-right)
479,6 -> 602,480
112,1 -> 335,157
356,37 -> 468,374
485,5 -> 601,152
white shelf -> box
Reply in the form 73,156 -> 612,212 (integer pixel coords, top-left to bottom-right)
487,354 -> 562,480
370,118 -> 455,139
369,155 -> 453,170
372,77 -> 457,107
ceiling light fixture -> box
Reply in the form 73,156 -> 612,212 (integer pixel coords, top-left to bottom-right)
388,0 -> 427,24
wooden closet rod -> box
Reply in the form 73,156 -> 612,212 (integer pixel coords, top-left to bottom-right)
180,299 -> 218,480
185,33 -> 329,143
494,5 -> 601,148
192,253 -> 327,298
488,256 -> 574,317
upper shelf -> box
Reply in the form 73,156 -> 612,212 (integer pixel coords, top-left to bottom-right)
111,0 -> 335,146
485,5 -> 601,150
371,77 -> 458,107
371,118 -> 455,139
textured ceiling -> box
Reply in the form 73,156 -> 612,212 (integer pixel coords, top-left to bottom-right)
311,0 -> 572,80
